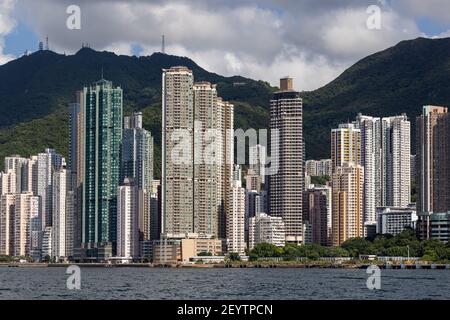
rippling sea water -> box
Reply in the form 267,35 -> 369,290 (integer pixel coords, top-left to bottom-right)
0,267 -> 448,300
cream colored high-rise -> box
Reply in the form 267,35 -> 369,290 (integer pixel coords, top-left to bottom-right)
162,67 -> 233,239
331,123 -> 361,169
331,163 -> 364,246
14,193 -> 39,257
162,66 -> 195,235
0,194 -> 16,255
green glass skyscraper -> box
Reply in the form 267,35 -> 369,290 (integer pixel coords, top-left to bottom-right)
81,79 -> 123,256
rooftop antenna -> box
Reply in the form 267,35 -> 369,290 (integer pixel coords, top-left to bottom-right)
101,67 -> 104,80
46,36 -> 49,51
162,35 -> 166,54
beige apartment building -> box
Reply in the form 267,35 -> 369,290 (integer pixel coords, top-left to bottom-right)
331,163 -> 364,246
0,194 -> 16,255
162,67 -> 234,240
331,123 -> 361,170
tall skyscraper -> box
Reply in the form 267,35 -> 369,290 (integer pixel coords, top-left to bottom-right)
80,79 -> 123,255
69,93 -> 84,253
416,106 -> 450,214
117,179 -> 140,260
122,112 -> 154,190
14,193 -> 39,257
303,186 -> 332,246
37,148 -> 64,228
416,106 -> 450,240
162,66 -> 195,235
268,76 -> 303,243
0,194 -> 16,256
355,115 -> 381,225
331,163 -> 364,246
381,115 -> 411,207
161,67 -> 233,239
354,114 -> 410,225
121,111 -> 154,252
52,167 -> 74,260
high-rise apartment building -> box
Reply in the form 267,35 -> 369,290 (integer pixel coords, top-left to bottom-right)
381,115 -> 411,207
37,148 -> 64,228
80,79 -> 123,255
162,66 -> 195,235
117,179 -> 140,260
0,194 -> 16,256
52,168 -> 74,260
305,159 -> 332,177
303,186 -> 332,246
331,163 -> 364,246
14,193 -> 39,257
249,144 -> 266,184
331,123 -> 361,170
417,106 -> 450,214
122,112 -> 154,190
0,171 -> 17,195
4,156 -> 28,193
121,112 -> 154,253
227,180 -> 246,256
268,77 -> 303,243
161,67 -> 233,239
249,213 -> 285,250
355,115 -> 381,225
354,114 -> 410,225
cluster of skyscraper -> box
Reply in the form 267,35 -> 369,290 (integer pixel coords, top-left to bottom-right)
1,67 -> 449,264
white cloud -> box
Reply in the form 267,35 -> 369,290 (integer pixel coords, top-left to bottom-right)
13,0 -> 427,89
0,0 -> 16,64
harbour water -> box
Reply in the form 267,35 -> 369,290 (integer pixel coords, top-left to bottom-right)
0,267 -> 448,300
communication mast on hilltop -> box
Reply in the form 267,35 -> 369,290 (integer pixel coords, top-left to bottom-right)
162,35 -> 166,54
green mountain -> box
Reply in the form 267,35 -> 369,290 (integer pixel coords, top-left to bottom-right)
1,37 -> 450,175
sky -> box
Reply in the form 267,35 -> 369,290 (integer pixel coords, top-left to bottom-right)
1,0 -> 450,90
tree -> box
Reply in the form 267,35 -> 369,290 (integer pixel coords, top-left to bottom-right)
227,252 -> 241,262
250,243 -> 283,258
341,238 -> 375,257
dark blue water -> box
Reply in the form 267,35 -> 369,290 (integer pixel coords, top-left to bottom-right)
0,267 -> 448,299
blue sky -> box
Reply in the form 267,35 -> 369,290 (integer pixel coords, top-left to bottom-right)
2,0 -> 450,90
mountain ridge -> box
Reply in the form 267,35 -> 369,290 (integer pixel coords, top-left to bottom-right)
2,37 -> 450,174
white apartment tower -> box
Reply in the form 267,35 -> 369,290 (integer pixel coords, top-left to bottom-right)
227,180 -> 246,256
381,115 -> 411,207
117,179 -> 140,260
52,168 -> 74,260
